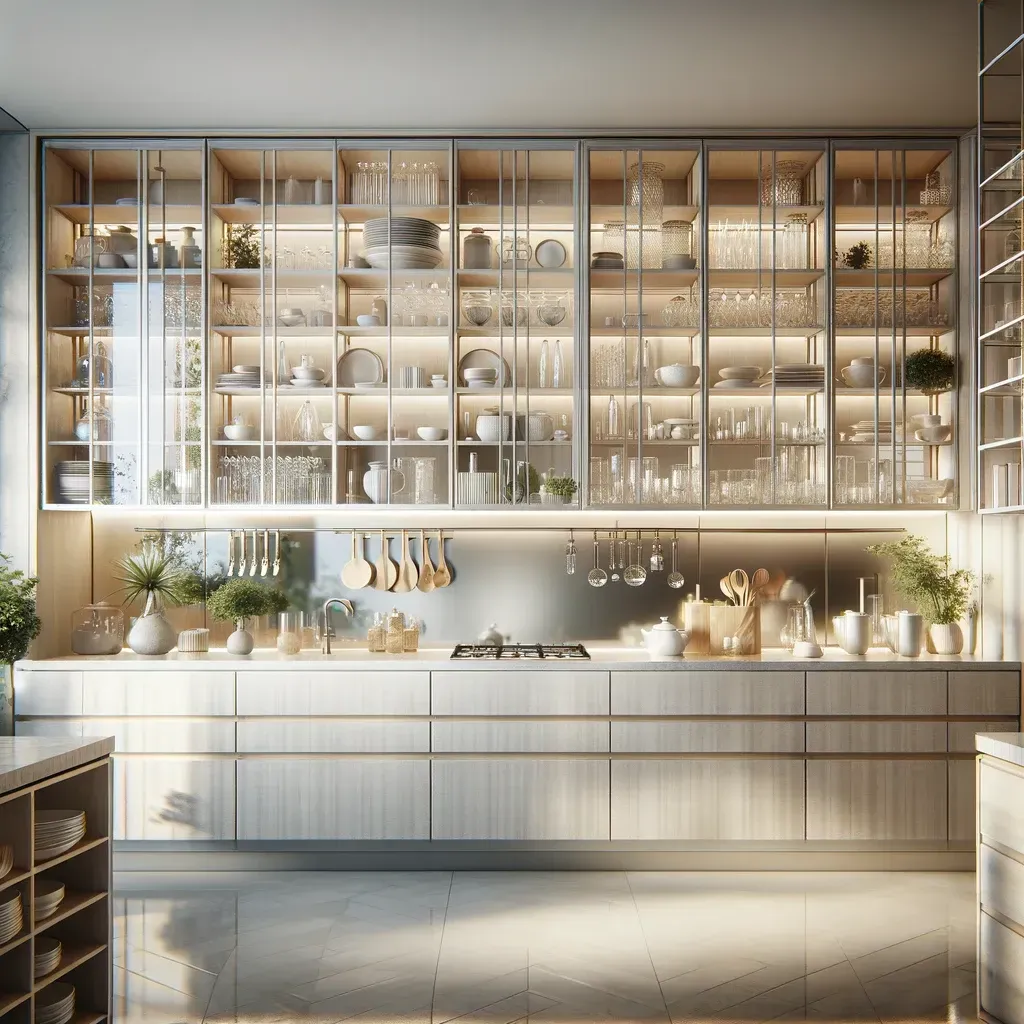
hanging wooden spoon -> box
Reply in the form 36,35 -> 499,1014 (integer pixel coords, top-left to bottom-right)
341,532 -> 374,590
749,567 -> 770,604
393,529 -> 417,593
417,530 -> 436,593
374,530 -> 398,591
433,531 -> 452,588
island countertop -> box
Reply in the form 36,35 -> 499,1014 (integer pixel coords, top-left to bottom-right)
976,732 -> 1024,767
0,735 -> 114,795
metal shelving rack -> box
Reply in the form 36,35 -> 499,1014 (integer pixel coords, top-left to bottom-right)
978,0 -> 1024,511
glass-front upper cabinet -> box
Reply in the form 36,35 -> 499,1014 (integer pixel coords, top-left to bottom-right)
705,146 -> 827,507
832,145 -> 958,508
42,142 -> 204,506
587,145 -> 702,507
454,143 -> 577,507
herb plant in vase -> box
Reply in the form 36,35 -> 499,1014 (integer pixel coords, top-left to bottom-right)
904,348 -> 956,395
206,578 -> 288,655
867,535 -> 973,654
115,549 -> 185,656
0,555 -> 41,734
542,476 -> 578,505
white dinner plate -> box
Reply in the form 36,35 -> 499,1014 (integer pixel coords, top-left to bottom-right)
534,238 -> 567,268
337,348 -> 384,387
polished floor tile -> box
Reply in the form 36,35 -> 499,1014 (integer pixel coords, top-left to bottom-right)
111,871 -> 980,1023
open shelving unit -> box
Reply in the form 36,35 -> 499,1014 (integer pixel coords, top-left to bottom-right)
0,757 -> 111,1024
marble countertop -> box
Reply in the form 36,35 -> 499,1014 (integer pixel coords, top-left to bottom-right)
0,736 -> 114,795
977,732 -> 1024,768
16,647 -> 1020,672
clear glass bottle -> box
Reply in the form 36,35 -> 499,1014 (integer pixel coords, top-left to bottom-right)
552,340 -> 563,388
607,396 -> 621,439
539,340 -> 550,388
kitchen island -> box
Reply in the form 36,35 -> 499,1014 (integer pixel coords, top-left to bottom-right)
14,651 -> 1021,870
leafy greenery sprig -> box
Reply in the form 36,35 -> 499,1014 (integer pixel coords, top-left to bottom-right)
0,555 -> 41,664
205,578 -> 288,625
867,535 -> 973,625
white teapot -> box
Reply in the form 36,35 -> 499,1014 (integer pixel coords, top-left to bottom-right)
640,617 -> 689,659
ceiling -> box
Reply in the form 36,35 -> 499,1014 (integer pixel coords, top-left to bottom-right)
0,0 -> 977,133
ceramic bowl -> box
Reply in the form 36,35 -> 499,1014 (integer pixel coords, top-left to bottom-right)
841,365 -> 886,388
907,478 -> 953,502
122,253 -> 138,268
417,426 -> 448,442
356,314 -> 381,327
351,425 -> 379,441
475,414 -> 512,443
430,377 -> 447,388
655,364 -> 700,388
97,252 -> 126,268
278,314 -> 305,327
915,425 -> 952,443
223,423 -> 255,441
291,366 -> 324,381
322,423 -> 347,441
718,365 -> 762,380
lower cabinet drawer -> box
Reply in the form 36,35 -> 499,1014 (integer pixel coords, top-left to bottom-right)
980,842 -> 1024,928
113,756 -> 236,841
237,720 -> 429,753
980,911 -> 1024,1024
948,759 -> 977,843
611,759 -> 805,841
806,759 -> 947,841
806,721 -> 946,754
431,721 -> 608,753
237,759 -> 429,840
980,757 -> 1024,851
431,759 -> 610,840
612,721 -> 803,754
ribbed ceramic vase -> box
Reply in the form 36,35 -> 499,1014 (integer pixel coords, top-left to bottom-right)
929,622 -> 964,656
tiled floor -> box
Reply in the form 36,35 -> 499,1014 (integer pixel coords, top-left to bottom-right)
113,870 -> 979,1023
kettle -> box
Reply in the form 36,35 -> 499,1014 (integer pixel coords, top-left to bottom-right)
640,617 -> 689,660
832,611 -> 871,655
478,623 -> 508,646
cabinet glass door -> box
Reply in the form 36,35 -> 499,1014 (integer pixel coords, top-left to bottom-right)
706,146 -> 827,508
832,145 -> 957,508
587,145 -> 701,507
454,144 -> 577,508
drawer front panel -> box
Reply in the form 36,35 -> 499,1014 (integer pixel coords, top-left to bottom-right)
431,672 -> 609,716
612,720 -> 804,753
84,718 -> 234,753
980,758 -> 1024,851
980,912 -> 1024,1024
806,721 -> 946,753
236,671 -> 429,716
949,721 -> 1017,753
83,672 -> 235,716
14,670 -> 83,716
432,721 -> 609,753
611,672 -> 804,716
980,843 -> 1024,928
948,759 -> 977,843
949,672 -> 1021,716
237,720 -> 428,753
806,672 -> 946,716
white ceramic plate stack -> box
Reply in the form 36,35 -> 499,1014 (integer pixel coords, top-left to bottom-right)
362,218 -> 442,269
56,461 -> 114,504
0,890 -> 22,943
35,810 -> 86,863
0,843 -> 12,880
216,366 -> 266,390
759,363 -> 826,389
34,879 -> 66,920
34,936 -> 62,979
36,982 -> 75,1024
848,419 -> 897,444
714,366 -> 762,389
462,367 -> 497,389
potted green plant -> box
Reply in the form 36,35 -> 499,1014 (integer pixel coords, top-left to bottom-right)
841,241 -> 873,270
0,555 -> 41,734
904,348 -> 955,394
224,224 -> 263,270
867,535 -> 973,654
205,578 -> 288,655
114,549 -> 186,655
542,476 -> 578,505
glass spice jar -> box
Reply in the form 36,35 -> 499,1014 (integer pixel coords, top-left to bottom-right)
367,612 -> 385,653
403,617 -> 420,653
385,608 -> 406,654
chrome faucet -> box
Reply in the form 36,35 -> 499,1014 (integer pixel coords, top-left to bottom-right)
321,598 -> 354,654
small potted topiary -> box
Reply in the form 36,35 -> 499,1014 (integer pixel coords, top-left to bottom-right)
206,578 -> 288,655
115,549 -> 186,655
904,348 -> 956,394
542,476 -> 578,505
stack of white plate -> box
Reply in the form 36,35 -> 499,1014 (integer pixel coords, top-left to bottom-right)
362,217 -> 442,269
35,810 -> 86,863
35,982 -> 75,1024
216,367 -> 266,390
0,890 -> 22,943
0,843 -> 12,880
848,419 -> 898,443
759,364 -> 826,389
56,461 -> 114,504
34,936 -> 62,979
34,879 -> 66,920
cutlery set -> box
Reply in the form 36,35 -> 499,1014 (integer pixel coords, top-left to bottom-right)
227,530 -> 281,577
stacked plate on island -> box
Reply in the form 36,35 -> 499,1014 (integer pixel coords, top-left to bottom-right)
36,982 -> 75,1024
0,890 -> 22,943
363,217 -> 442,269
34,809 -> 86,862
34,879 -> 66,920
34,936 -> 62,979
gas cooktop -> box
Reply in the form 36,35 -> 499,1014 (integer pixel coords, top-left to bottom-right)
450,643 -> 590,660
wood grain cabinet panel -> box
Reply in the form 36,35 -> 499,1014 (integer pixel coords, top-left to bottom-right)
980,911 -> 1024,1024
83,671 -> 235,716
980,757 -> 1024,851
806,760 -> 947,840
980,843 -> 1024,929
114,756 -> 235,841
237,759 -> 429,840
13,670 -> 83,716
431,759 -> 610,840
611,759 -> 805,841
806,672 -> 946,716
81,718 -> 234,753
431,672 -> 609,716
806,721 -> 946,753
612,720 -> 803,753
432,721 -> 609,753
949,671 -> 1021,716
237,719 -> 428,753
236,671 -> 428,716
16,718 -> 84,738
611,672 -> 803,716
948,759 -> 977,843
949,722 -> 1017,753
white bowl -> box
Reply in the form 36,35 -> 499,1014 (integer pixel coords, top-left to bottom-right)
475,414 -> 512,443
233,364 -> 260,374
351,425 -> 379,441
719,365 -> 762,380
655,364 -> 700,388
463,367 -> 497,379
430,379 -> 447,388
915,425 -> 951,443
223,423 -> 255,441
356,314 -> 381,327
122,253 -> 138,268
417,426 -> 448,442
841,365 -> 886,388
291,366 -> 325,381
792,641 -> 823,659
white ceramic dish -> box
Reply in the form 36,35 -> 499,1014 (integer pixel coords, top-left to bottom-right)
291,366 -> 324,381
337,348 -> 384,387
223,423 -> 255,441
416,427 -> 448,442
322,423 -> 347,441
713,379 -> 755,389
915,425 -> 952,443
534,238 -> 567,268
356,314 -> 381,327
233,364 -> 260,374
458,348 -> 511,386
654,364 -> 700,388
351,425 -> 379,441
718,365 -> 762,380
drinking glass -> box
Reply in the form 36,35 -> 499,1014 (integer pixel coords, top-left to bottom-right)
590,458 -> 611,504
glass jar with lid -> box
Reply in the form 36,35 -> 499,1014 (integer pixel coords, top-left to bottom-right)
462,227 -> 493,270
661,220 -> 694,270
71,603 -> 124,655
385,608 -> 406,654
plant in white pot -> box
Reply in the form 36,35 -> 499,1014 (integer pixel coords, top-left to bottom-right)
0,555 -> 41,734
205,578 -> 288,655
115,549 -> 185,655
867,535 -> 973,655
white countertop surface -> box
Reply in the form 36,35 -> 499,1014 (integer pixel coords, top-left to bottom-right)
0,736 -> 114,795
977,733 -> 1024,768
16,647 -> 1020,672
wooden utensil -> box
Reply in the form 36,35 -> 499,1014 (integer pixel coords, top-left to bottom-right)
749,567 -> 770,603
416,530 -> 435,592
433,531 -> 452,588
374,530 -> 398,591
341,532 -> 374,590
729,569 -> 750,607
720,575 -> 735,604
249,530 -> 258,576
393,530 -> 417,593
260,530 -> 270,577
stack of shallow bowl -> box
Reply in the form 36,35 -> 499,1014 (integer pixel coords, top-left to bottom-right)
34,810 -> 86,863
0,890 -> 22,943
362,218 -> 442,269
0,843 -> 12,880
34,879 -> 66,920
35,982 -> 75,1024
34,936 -> 62,979
56,461 -> 113,504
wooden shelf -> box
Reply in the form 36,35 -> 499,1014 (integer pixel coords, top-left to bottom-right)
836,325 -> 953,337
0,990 -> 29,1015
33,943 -> 106,992
52,203 -> 201,225
32,836 -> 107,873
708,326 -> 823,337
460,204 -> 575,226
340,204 -> 450,225
212,325 -> 334,337
457,268 -> 572,287
588,387 -> 699,397
834,268 -> 953,287
211,268 -> 335,288
708,203 -> 825,223
591,269 -> 698,289
339,267 -> 451,288
0,929 -> 29,958
834,204 -> 952,225
590,327 -> 700,338
35,890 -> 105,932
708,268 -> 824,287
212,202 -> 337,225
458,387 -> 573,396
0,868 -> 30,894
